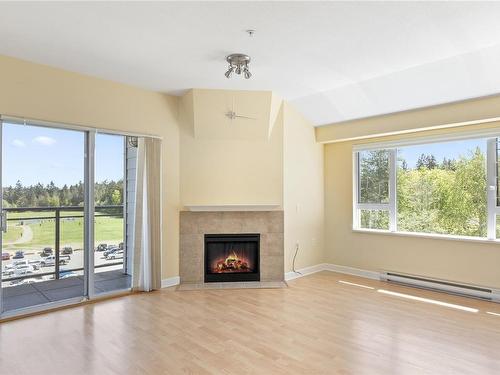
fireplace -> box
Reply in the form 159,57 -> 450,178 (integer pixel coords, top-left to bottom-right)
204,234 -> 260,282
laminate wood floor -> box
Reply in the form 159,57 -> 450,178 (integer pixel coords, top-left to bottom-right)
1,271 -> 500,374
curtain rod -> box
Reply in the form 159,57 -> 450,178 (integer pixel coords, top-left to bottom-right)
0,114 -> 163,140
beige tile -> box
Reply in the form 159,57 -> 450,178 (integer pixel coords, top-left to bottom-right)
261,255 -> 285,281
260,233 -> 284,256
180,259 -> 203,283
267,211 -> 284,233
179,210 -> 285,283
179,234 -> 203,258
179,211 -> 197,234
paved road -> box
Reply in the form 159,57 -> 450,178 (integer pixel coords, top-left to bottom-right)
13,225 -> 34,245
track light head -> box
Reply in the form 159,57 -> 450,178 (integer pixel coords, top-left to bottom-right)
224,66 -> 234,78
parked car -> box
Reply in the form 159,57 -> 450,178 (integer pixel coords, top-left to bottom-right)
13,260 -> 30,267
2,269 -> 14,278
40,255 -> 70,267
96,244 -> 107,252
40,257 -> 55,267
13,264 -> 36,277
118,242 -> 124,250
103,246 -> 119,257
12,251 -> 25,259
41,247 -> 53,257
3,263 -> 15,271
60,271 -> 77,279
106,250 -> 124,260
1,252 -> 10,261
62,246 -> 73,255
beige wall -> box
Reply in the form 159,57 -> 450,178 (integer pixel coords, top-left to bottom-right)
179,89 -> 283,206
283,103 -> 324,272
179,90 -> 325,273
325,123 -> 500,288
316,94 -> 500,143
0,55 -> 181,279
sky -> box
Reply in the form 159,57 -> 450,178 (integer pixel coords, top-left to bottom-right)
2,122 -> 124,186
398,138 -> 486,168
2,122 -> 486,186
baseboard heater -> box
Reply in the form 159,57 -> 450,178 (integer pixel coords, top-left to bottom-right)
381,271 -> 500,302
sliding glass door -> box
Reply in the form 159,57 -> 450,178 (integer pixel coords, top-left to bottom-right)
0,119 -> 135,316
93,133 -> 131,294
0,120 -> 86,312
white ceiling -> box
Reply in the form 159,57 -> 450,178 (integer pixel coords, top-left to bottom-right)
1,2 -> 500,125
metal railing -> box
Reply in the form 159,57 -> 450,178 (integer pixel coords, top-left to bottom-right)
1,205 -> 124,284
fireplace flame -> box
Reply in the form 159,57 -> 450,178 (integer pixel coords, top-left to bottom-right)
226,251 -> 239,263
213,250 -> 250,273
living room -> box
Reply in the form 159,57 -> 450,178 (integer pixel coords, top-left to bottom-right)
1,2 -> 500,374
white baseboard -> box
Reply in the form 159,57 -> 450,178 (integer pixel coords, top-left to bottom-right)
285,263 -> 329,281
285,263 -> 380,281
324,264 -> 380,280
166,264 -> 379,286
161,276 -> 180,288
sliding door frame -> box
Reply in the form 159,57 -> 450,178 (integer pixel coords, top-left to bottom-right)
84,130 -> 96,299
0,119 -> 3,314
0,117 -> 135,320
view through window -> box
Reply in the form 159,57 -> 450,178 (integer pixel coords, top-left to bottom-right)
354,135 -> 498,239
1,121 -> 132,313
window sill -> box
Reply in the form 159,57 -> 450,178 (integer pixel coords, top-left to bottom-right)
352,228 -> 500,245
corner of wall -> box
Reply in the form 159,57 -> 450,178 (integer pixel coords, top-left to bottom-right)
282,101 -> 325,273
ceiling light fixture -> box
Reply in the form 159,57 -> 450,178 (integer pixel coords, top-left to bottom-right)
225,53 -> 252,79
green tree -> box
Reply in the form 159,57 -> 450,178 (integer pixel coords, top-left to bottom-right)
439,148 -> 486,236
441,157 -> 456,171
416,154 -> 438,170
1,180 -> 123,208
111,189 -> 122,205
359,150 -> 390,204
397,147 -> 486,237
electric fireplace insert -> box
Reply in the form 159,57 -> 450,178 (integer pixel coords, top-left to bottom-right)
204,234 -> 260,282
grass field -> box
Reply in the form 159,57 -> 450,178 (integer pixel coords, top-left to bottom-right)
3,215 -> 123,251
3,224 -> 23,243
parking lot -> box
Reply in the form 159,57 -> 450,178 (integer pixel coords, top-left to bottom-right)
1,243 -> 125,287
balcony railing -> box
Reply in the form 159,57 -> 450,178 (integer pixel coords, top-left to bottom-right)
1,205 -> 125,285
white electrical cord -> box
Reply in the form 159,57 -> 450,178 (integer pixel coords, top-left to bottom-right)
292,243 -> 302,275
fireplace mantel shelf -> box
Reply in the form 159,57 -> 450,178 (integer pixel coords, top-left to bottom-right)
184,204 -> 281,212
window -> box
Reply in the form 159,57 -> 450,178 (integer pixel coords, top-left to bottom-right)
358,150 -> 390,204
0,117 -> 138,316
354,149 -> 396,231
353,132 -> 500,241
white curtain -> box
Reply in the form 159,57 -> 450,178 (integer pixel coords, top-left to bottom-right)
132,137 -> 162,292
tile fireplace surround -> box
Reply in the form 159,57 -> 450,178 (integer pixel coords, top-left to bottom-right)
179,211 -> 285,285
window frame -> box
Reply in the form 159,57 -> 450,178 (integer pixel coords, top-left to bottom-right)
352,128 -> 500,242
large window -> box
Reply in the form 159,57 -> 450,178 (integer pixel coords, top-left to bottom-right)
353,132 -> 500,240
1,117 -> 137,316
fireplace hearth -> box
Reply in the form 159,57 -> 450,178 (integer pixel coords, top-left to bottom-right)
204,234 -> 260,282
180,211 -> 284,284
